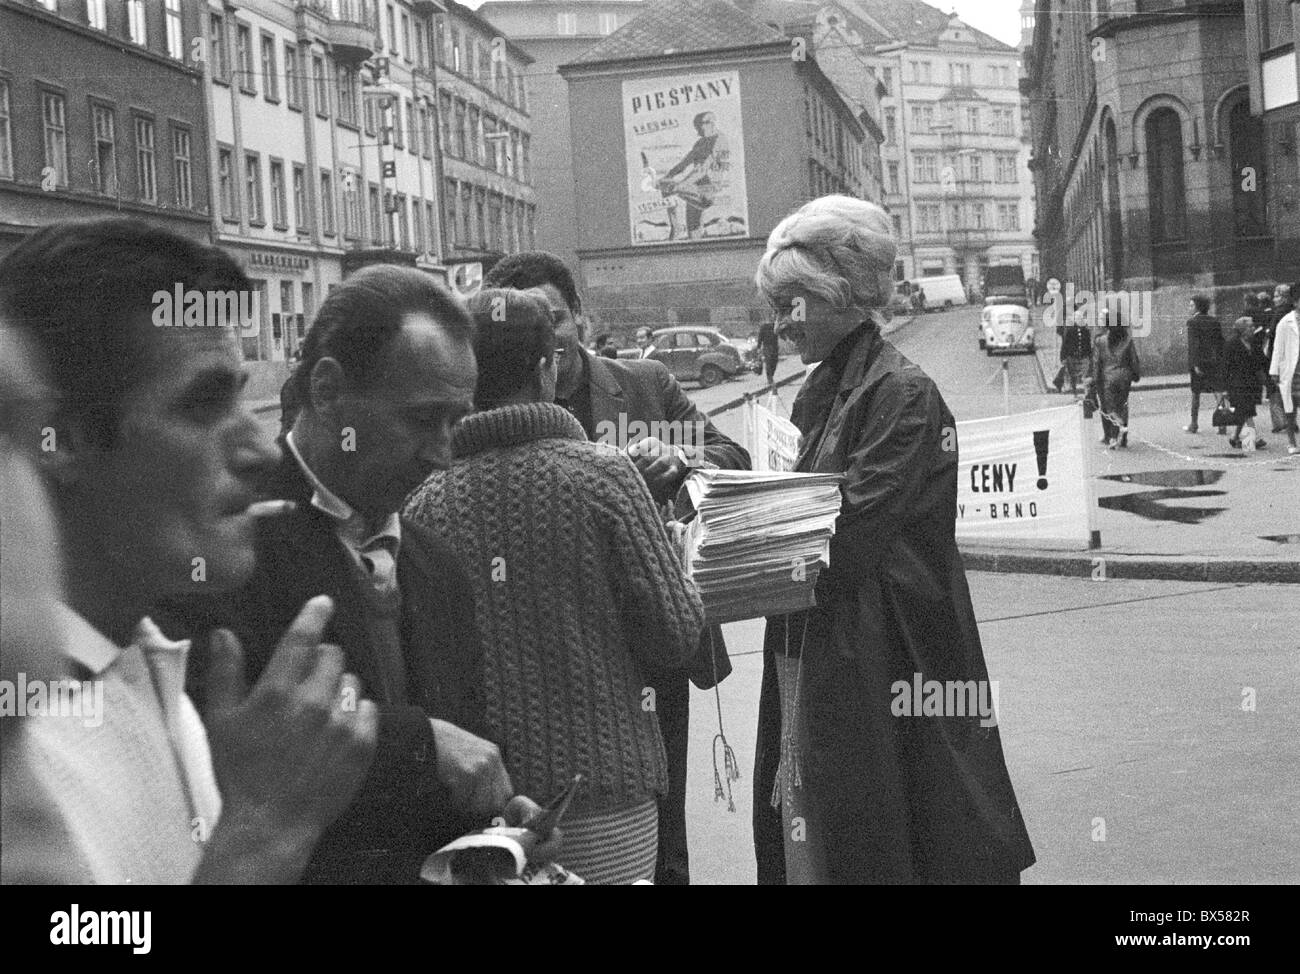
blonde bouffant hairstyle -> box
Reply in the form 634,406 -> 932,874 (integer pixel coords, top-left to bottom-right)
755,195 -> 897,313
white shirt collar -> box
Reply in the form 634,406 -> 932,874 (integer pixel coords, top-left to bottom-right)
58,604 -> 190,677
284,429 -> 401,549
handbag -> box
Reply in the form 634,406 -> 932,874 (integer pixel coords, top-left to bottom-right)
1211,395 -> 1234,429
1082,383 -> 1098,419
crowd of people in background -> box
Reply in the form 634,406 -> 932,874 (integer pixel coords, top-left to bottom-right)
1045,286 -> 1300,455
0,201 -> 1039,886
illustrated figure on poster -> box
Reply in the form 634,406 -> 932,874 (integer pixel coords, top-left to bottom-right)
657,112 -> 733,240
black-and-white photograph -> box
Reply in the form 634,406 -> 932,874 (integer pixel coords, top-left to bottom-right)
0,0 -> 1292,941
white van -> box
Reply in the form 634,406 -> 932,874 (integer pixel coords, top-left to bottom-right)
910,274 -> 967,311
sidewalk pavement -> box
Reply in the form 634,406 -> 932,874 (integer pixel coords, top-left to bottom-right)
961,348 -> 1300,582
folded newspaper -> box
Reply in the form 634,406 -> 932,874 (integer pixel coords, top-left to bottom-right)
678,469 -> 844,625
421,827 -> 585,885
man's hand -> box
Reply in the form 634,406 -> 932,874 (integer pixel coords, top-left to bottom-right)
430,718 -> 513,819
628,436 -> 689,504
196,596 -> 378,883
503,795 -> 563,865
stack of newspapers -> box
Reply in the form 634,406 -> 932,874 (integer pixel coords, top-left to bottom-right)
680,469 -> 844,624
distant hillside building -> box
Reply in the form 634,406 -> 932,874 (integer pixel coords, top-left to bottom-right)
559,0 -> 877,340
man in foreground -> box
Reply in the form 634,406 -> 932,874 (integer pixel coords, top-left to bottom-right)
0,219 -> 377,884
159,264 -> 529,884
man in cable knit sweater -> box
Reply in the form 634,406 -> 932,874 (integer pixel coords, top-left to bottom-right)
483,252 -> 750,886
405,289 -> 705,883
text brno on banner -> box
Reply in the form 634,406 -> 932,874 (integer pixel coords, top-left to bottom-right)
623,71 -> 749,246
954,404 -> 1094,546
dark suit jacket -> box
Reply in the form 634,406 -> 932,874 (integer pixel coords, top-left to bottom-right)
585,351 -> 751,473
154,453 -> 488,885
582,350 -> 750,688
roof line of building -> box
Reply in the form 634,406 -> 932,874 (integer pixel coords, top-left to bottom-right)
445,0 -> 536,64
559,38 -> 793,74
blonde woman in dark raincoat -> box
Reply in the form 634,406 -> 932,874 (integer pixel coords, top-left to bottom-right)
752,195 -> 1036,885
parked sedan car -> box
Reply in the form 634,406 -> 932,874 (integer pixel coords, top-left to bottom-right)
980,296 -> 1035,355
631,327 -> 749,386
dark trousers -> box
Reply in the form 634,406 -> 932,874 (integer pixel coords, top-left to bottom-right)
752,641 -> 786,885
650,668 -> 691,885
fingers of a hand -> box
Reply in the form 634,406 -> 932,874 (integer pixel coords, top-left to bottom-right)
333,696 -> 378,771
299,642 -> 346,709
333,672 -> 363,717
472,760 -> 513,818
263,595 -> 335,684
532,827 -> 563,864
204,628 -> 246,715
503,795 -> 541,828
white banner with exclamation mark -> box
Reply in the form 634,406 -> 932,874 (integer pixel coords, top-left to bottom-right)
954,404 -> 1095,546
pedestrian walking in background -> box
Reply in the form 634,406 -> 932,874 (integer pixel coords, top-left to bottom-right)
1087,304 -> 1141,449
758,317 -> 780,384
634,326 -> 656,359
752,195 -> 1035,885
405,289 -> 705,884
1184,294 -> 1225,434
595,332 -> 619,359
1267,289 -> 1300,454
1223,316 -> 1268,450
1053,308 -> 1091,395
1261,284 -> 1292,433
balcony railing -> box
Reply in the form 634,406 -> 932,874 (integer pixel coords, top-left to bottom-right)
299,0 -> 380,64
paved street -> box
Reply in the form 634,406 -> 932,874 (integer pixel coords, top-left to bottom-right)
687,571 -> 1300,885
682,309 -> 1298,884
257,311 -> 1298,885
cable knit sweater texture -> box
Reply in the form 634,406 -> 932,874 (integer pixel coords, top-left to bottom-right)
403,402 -> 705,808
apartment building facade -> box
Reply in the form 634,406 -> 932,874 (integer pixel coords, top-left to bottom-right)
1023,0 -> 1262,375
1243,0 -> 1300,278
561,0 -> 872,339
477,0 -> 646,275
206,0 -> 458,374
0,0 -> 212,254
737,1 -> 1036,291
433,0 -> 537,270
874,11 -> 1034,289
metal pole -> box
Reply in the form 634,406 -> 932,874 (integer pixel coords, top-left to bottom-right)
1002,360 -> 1010,416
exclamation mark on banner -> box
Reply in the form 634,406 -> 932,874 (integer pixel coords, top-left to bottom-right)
1033,430 -> 1050,490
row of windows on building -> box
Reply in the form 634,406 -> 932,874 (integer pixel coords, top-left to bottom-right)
899,59 -> 1019,89
433,15 -> 528,112
0,79 -> 196,206
308,0 -> 533,114
882,104 -> 1018,142
438,91 -> 530,182
907,152 -> 1020,185
808,159 -> 859,200
803,86 -> 863,181
214,145 -> 437,254
1065,103 -> 1267,250
912,200 -> 1022,233
33,0 -> 186,59
554,10 -> 621,36
443,178 -> 535,254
